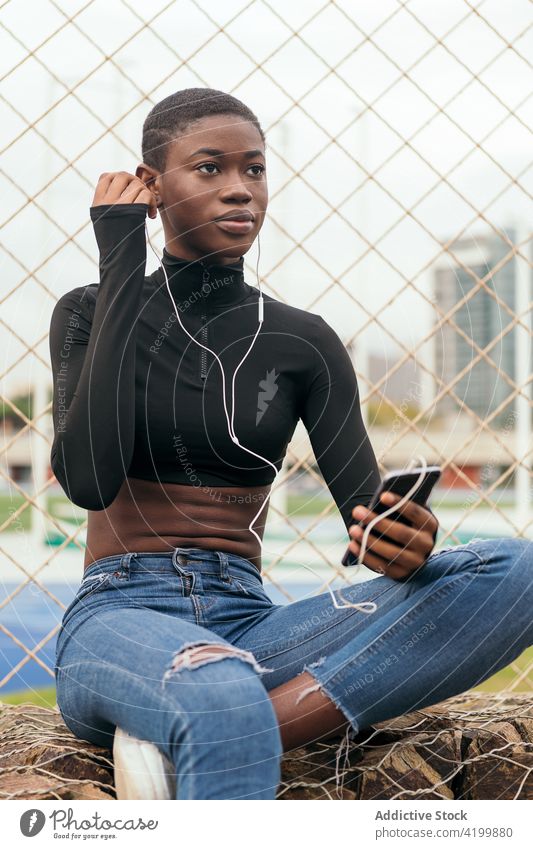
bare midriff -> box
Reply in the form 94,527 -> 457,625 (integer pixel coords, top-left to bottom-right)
83,476 -> 272,574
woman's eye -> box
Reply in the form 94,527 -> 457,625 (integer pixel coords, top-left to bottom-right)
197,163 -> 265,176
198,162 -> 219,174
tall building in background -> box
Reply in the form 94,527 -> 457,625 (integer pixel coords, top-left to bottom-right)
432,227 -> 530,428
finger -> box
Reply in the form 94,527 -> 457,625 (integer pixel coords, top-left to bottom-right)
92,172 -> 114,205
118,178 -> 145,200
356,501 -> 436,553
135,186 -> 158,217
96,175 -> 133,206
117,180 -> 157,215
95,172 -> 113,188
348,539 -> 387,571
349,540 -> 402,575
349,527 -> 419,568
367,515 -> 434,559
349,541 -> 420,580
107,171 -> 137,199
381,492 -> 437,534
353,505 -> 417,547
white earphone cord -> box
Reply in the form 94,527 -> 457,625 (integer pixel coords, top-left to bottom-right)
145,224 -> 428,615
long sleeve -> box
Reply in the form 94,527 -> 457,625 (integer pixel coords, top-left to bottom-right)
300,315 -> 382,546
300,315 -> 439,567
48,203 -> 149,510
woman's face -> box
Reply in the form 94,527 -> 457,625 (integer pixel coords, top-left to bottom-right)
138,114 -> 268,265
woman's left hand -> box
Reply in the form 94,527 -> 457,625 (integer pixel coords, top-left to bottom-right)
348,492 -> 439,580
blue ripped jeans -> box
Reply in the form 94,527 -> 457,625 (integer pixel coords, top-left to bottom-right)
54,537 -> 533,800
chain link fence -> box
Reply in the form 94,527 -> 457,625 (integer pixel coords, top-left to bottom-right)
1,0 -> 531,704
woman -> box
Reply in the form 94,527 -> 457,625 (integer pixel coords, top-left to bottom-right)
50,88 -> 533,800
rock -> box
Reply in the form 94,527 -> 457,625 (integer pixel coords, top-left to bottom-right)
459,721 -> 533,800
355,730 -> 461,799
0,703 -> 115,801
1,691 -> 531,800
278,692 -> 532,800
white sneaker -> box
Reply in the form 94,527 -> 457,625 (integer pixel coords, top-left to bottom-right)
113,726 -> 176,799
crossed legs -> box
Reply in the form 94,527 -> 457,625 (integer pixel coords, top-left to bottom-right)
254,539 -> 533,750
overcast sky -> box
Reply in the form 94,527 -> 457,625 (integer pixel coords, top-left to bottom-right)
1,0 -> 531,394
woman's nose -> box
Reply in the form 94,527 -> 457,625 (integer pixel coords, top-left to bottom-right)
219,178 -> 253,201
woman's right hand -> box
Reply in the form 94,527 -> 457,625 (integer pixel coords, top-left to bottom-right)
92,171 -> 158,219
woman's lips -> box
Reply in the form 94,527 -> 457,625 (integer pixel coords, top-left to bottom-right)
214,218 -> 254,234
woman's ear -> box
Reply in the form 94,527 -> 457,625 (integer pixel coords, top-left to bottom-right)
136,163 -> 161,206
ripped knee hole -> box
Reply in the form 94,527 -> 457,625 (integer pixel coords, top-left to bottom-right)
161,640 -> 272,689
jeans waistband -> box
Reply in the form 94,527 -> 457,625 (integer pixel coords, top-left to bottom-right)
83,547 -> 263,584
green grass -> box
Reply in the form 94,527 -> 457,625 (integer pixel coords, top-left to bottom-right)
2,648 -> 532,709
4,493 -> 332,530
286,494 -> 334,515
1,492 -> 520,532
47,495 -> 85,523
472,646 -> 533,692
432,497 -> 515,510
0,686 -> 57,709
285,493 -> 518,516
1,493 -> 86,549
1,494 -> 33,531
0,493 -> 86,532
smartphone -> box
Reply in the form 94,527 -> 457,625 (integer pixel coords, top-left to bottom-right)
341,465 -> 442,567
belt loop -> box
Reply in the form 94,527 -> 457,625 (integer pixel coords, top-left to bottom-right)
119,551 -> 135,577
217,550 -> 230,581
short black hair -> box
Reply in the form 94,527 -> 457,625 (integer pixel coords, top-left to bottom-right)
142,87 -> 265,174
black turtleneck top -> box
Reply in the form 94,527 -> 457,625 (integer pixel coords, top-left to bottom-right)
48,203 -> 393,562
